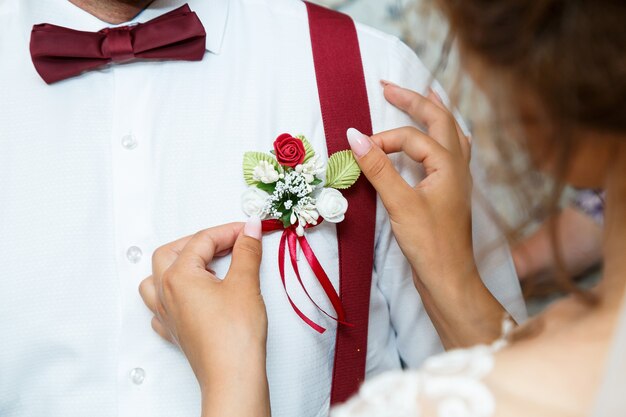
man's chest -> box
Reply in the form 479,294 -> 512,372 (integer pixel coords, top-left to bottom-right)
0,3 -> 408,415
0,52 -> 348,313
0,54 -> 333,243
0,56 -> 351,416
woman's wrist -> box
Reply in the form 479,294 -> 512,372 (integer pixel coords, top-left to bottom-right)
410,247 -> 479,297
450,274 -> 509,345
413,264 -> 507,348
198,341 -> 267,390
201,347 -> 270,417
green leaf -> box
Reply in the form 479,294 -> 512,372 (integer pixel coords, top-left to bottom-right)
256,182 -> 276,193
296,134 -> 315,163
311,177 -> 323,186
325,150 -> 361,189
280,210 -> 293,228
243,152 -> 280,185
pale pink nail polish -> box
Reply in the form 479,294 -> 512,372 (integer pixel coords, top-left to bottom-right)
347,128 -> 372,157
244,216 -> 262,240
380,79 -> 399,88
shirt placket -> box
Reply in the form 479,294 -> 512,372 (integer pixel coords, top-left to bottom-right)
109,63 -> 157,416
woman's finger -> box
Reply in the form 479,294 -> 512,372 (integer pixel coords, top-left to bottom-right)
151,316 -> 175,344
176,223 -> 244,270
459,132 -> 471,163
428,89 -> 471,162
139,275 -> 158,314
427,88 -> 447,111
152,233 -> 196,280
152,235 -> 234,280
215,249 -> 233,257
226,217 -> 263,287
139,276 -> 174,343
384,84 -> 461,155
347,128 -> 415,214
370,126 -> 448,165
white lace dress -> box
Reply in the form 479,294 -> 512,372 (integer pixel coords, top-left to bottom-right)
331,320 -> 514,417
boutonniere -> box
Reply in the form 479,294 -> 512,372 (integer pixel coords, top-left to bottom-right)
241,133 -> 361,333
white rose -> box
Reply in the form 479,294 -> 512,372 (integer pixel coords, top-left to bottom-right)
252,160 -> 280,184
241,186 -> 269,218
315,188 -> 348,223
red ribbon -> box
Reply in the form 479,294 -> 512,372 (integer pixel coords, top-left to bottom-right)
262,219 -> 350,333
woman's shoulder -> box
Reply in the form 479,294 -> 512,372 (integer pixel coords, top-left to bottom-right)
484,308 -> 610,417
332,309 -> 606,417
331,344 -> 499,417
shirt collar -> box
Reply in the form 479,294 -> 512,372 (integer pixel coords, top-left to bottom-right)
22,0 -> 229,55
193,0 -> 229,55
135,0 -> 229,55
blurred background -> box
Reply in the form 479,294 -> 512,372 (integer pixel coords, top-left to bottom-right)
312,0 -> 521,229
312,0 -> 604,315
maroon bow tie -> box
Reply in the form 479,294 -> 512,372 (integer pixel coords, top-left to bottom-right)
30,4 -> 206,84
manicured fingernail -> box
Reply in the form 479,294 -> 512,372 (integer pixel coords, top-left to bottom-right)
347,128 -> 372,157
380,79 -> 399,89
244,216 -> 262,240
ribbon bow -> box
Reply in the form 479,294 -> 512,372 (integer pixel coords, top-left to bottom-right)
262,219 -> 350,333
30,4 -> 206,84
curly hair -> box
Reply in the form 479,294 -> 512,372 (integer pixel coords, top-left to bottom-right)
433,0 -> 626,300
437,0 -> 626,134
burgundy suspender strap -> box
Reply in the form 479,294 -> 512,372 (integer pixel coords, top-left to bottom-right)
305,2 -> 377,405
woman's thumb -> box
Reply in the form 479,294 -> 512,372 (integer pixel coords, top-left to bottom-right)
347,128 -> 411,209
227,216 -> 263,285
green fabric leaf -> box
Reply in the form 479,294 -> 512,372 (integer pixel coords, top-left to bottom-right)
280,210 -> 293,228
256,182 -> 276,193
296,134 -> 315,163
325,150 -> 361,189
243,152 -> 279,185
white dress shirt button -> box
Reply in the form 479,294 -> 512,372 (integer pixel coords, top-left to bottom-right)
126,246 -> 143,264
129,367 -> 146,385
121,134 -> 138,150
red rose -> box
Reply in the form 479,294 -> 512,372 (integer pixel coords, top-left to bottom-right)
273,133 -> 306,168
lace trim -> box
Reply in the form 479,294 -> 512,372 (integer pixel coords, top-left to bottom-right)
331,317 -> 514,417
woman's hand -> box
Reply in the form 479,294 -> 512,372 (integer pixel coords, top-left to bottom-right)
347,84 -> 507,348
139,217 -> 270,417
349,84 -> 474,289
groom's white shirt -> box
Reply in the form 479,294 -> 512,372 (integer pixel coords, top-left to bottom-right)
0,0 -> 526,416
